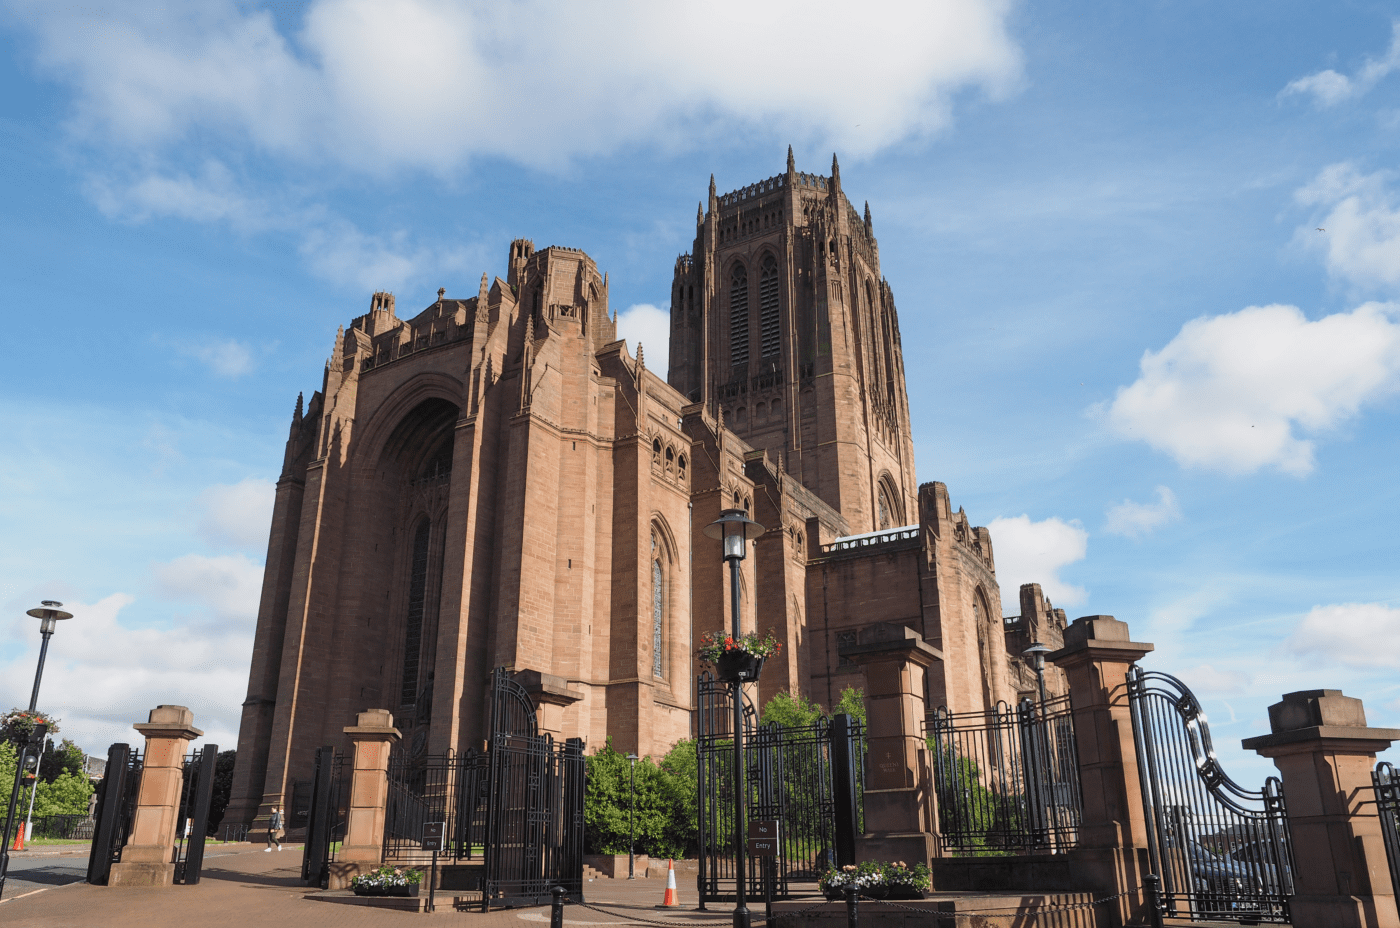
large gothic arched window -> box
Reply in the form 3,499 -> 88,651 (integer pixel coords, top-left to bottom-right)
730,264 -> 750,366
401,517 -> 432,706
759,254 -> 781,358
652,530 -> 665,679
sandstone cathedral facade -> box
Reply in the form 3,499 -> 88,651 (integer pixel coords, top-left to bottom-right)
226,151 -> 1069,828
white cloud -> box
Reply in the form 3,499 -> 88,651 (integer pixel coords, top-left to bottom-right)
1104,486 -> 1182,538
0,592 -> 253,755
1177,663 -> 1249,696
196,479 -> 276,550
1103,302 -> 1400,475
1287,602 -> 1400,669
11,0 -> 1022,173
151,553 -> 264,625
173,337 -> 255,378
299,220 -> 485,294
1296,163 -> 1400,290
1281,22 -> 1400,107
88,160 -> 270,230
987,515 -> 1088,614
614,303 -> 671,378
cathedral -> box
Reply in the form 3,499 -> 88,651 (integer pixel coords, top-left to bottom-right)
225,151 -> 1069,829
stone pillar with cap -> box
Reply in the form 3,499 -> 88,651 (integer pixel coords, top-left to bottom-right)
108,705 -> 204,887
1048,615 -> 1155,927
327,708 -> 401,890
839,622 -> 942,866
513,669 -> 583,739
1243,690 -> 1400,928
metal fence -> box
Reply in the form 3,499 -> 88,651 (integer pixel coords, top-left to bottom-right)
29,813 -> 93,840
172,743 -> 218,884
86,743 -> 142,885
1373,761 -> 1400,899
695,671 -> 864,905
1128,666 -> 1294,923
925,696 -> 1083,856
379,668 -> 585,909
302,746 -> 349,888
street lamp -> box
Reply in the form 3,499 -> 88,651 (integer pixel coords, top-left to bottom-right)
703,508 -> 764,928
1022,642 -> 1051,709
0,601 -> 72,899
626,753 -> 639,879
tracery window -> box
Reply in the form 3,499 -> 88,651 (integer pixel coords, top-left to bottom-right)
401,518 -> 431,706
759,254 -> 781,358
730,265 -> 750,366
652,530 -> 665,679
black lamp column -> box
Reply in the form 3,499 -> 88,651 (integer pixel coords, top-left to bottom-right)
0,601 -> 73,899
704,509 -> 765,928
627,753 -> 639,879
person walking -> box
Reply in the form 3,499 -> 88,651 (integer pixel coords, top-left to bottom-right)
264,806 -> 284,852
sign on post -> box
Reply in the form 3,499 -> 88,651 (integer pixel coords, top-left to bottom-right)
747,819 -> 779,857
422,821 -> 445,852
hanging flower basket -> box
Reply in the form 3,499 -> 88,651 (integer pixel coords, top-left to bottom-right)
699,629 -> 782,683
715,650 -> 764,683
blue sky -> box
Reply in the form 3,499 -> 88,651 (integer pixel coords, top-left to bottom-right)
2,1 -> 1398,783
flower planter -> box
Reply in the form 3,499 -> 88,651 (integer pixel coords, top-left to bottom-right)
865,885 -> 925,900
715,650 -> 764,683
352,883 -> 419,897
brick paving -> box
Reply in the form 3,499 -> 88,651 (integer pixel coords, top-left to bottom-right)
0,845 -> 775,928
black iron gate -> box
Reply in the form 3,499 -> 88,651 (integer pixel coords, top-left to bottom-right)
86,743 -> 142,885
381,668 -> 584,909
925,696 -> 1083,855
172,743 -> 218,884
1373,761 -> 1400,899
1128,666 -> 1294,923
302,745 -> 350,888
695,672 -> 864,905
483,668 -> 585,908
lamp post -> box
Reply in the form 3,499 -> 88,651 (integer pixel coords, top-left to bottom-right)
703,508 -> 765,928
1022,642 -> 1051,710
23,734 -> 53,846
0,601 -> 73,899
1021,641 -> 1053,850
626,753 -> 639,879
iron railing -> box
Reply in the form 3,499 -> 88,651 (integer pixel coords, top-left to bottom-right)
1373,761 -> 1400,899
302,746 -> 349,888
173,743 -> 218,884
1128,666 -> 1294,923
86,743 -> 142,885
29,813 -> 93,840
926,696 -> 1082,856
695,671 -> 864,905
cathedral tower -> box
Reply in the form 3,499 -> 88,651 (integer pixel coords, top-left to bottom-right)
667,150 -> 917,533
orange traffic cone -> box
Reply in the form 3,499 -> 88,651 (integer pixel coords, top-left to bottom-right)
661,859 -> 680,907
11,827 -> 23,852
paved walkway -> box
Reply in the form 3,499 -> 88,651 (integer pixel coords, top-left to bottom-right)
0,845 -> 783,928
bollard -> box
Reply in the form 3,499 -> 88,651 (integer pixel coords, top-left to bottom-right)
1142,874 -> 1164,928
551,885 -> 566,928
844,885 -> 858,928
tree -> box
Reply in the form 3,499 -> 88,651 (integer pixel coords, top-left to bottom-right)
39,739 -> 85,783
759,692 -> 825,728
834,686 -> 866,726
31,771 -> 93,817
584,739 -> 696,860
207,750 -> 237,836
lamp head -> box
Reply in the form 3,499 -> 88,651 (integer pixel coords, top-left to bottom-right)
27,600 -> 73,635
626,753 -> 639,764
703,509 -> 765,561
1022,641 -> 1051,672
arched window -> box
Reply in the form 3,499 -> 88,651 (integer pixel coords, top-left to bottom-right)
401,518 -> 431,706
876,476 -> 902,530
730,264 -> 750,366
652,530 -> 665,679
759,254 -> 781,358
